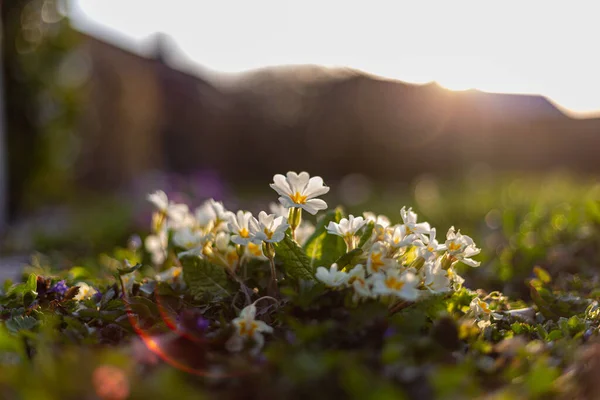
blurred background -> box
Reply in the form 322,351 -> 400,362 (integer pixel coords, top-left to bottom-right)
1,1 -> 600,295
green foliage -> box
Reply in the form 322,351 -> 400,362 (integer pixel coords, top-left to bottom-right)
303,207 -> 347,268
181,256 -> 232,299
275,235 -> 316,281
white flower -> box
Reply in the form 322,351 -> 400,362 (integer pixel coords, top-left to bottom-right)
366,242 -> 392,274
73,282 -> 98,301
229,304 -> 273,351
445,227 -> 481,267
173,227 -> 210,250
315,263 -> 349,287
228,210 -> 254,246
414,228 -> 447,260
121,272 -> 137,292
145,228 -> 168,265
270,171 -> 329,215
249,211 -> 289,243
400,207 -> 431,236
363,212 -> 391,229
383,224 -> 417,249
245,242 -> 267,260
470,297 -> 503,327
447,267 -> 465,291
326,215 -> 367,239
372,270 -> 419,301
147,190 -> 189,223
347,264 -> 372,300
195,199 -> 230,230
155,266 -> 183,282
422,259 -> 451,294
213,232 -> 239,270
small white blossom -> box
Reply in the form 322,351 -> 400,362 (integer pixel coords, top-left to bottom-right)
363,212 -> 391,229
229,304 -> 273,351
214,232 -> 239,270
195,199 -> 230,230
445,227 -> 481,267
228,211 -> 254,246
372,270 -> 419,301
347,264 -> 372,300
270,171 -> 329,215
245,242 -> 267,260
326,215 -> 367,239
366,242 -> 392,274
155,266 -> 183,282
400,207 -> 431,236
422,259 -> 451,294
73,282 -> 98,301
145,228 -> 168,265
315,263 -> 349,287
470,297 -> 503,327
147,190 -> 189,224
414,228 -> 447,260
384,224 -> 417,249
269,202 -> 288,218
249,211 -> 289,243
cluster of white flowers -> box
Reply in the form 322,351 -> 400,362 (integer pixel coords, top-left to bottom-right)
144,171 -> 482,351
315,207 -> 481,303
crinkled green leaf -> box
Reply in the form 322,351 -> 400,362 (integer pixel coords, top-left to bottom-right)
335,248 -> 364,270
303,207 -> 346,268
275,235 -> 315,281
5,315 -> 38,334
358,221 -> 375,248
181,256 -> 232,299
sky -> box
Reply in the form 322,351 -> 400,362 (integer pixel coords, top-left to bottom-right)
70,0 -> 600,116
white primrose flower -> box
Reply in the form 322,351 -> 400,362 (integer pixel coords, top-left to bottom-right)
372,270 -> 419,301
73,282 -> 98,301
470,297 -> 503,328
445,227 -> 481,267
363,212 -> 391,229
315,263 -> 349,287
214,232 -> 239,270
195,199 -> 230,231
245,242 -> 267,260
384,224 -> 417,249
422,259 -> 451,294
155,266 -> 183,282
270,171 -> 329,215
249,211 -> 289,243
228,210 -> 254,246
326,214 -> 367,250
347,264 -> 372,300
147,190 -> 189,224
120,272 -> 137,292
145,228 -> 168,265
366,242 -> 392,274
173,227 -> 212,258
400,207 -> 431,236
414,228 -> 447,260
447,267 -> 465,291
229,304 -> 273,351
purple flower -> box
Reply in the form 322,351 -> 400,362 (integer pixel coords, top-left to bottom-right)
92,291 -> 103,303
50,280 -> 68,296
383,327 -> 397,339
197,316 -> 210,331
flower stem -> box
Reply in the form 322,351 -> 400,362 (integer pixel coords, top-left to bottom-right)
262,242 -> 279,296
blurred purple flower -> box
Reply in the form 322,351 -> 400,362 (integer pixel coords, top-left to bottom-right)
197,316 -> 210,331
92,291 -> 103,303
383,327 -> 397,339
50,280 -> 68,296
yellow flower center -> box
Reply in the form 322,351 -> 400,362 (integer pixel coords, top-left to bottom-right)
385,276 -> 405,291
478,299 -> 491,314
290,192 -> 308,204
448,242 -> 461,252
226,251 -> 239,266
173,267 -> 182,278
247,243 -> 262,256
370,253 -> 385,272
263,228 -> 274,240
238,320 -> 258,336
239,228 -> 249,238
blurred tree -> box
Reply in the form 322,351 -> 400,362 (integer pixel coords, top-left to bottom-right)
1,0 -> 82,220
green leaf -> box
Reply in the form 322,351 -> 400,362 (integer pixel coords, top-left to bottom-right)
116,262 -> 142,276
533,266 -> 551,284
275,235 -> 315,281
358,221 -> 375,248
335,248 -> 364,270
181,256 -> 232,299
303,208 -> 346,269
5,316 -> 38,334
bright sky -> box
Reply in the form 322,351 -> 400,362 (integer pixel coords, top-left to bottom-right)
70,0 -> 600,116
